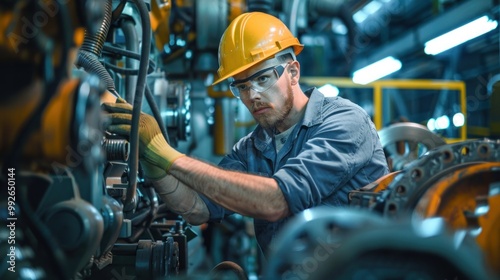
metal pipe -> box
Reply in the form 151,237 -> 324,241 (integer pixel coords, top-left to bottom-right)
120,19 -> 139,102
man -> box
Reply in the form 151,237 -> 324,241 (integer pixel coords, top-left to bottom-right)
103,12 -> 389,257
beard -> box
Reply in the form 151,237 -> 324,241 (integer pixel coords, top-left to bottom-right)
255,85 -> 294,131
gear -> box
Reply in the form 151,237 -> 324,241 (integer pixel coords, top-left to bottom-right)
377,139 -> 500,218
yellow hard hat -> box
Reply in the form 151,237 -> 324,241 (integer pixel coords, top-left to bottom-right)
213,12 -> 304,86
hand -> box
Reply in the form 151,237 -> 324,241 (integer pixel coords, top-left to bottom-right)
102,98 -> 185,179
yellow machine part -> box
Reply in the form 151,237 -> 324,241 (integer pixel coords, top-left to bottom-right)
0,79 -> 79,165
348,171 -> 401,208
150,0 -> 172,51
229,0 -> 246,22
362,171 -> 401,193
414,162 -> 500,275
300,77 -> 467,142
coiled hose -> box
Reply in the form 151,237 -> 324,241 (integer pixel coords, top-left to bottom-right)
75,0 -> 118,96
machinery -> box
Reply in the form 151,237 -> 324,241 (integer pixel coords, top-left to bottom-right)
268,127 -> 500,279
0,0 -> 499,279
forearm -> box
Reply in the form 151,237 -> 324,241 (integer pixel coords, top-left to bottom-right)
169,156 -> 290,221
152,174 -> 210,225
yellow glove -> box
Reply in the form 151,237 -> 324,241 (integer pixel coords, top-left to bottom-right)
102,98 -> 185,179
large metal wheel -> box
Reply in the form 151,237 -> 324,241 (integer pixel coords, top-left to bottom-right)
378,122 -> 446,171
264,207 -> 387,280
308,217 -> 494,280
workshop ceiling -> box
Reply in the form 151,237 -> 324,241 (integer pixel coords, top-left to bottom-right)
299,0 -> 499,80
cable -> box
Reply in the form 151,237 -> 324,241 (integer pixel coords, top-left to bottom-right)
120,18 -> 139,102
102,44 -> 157,70
76,0 -> 118,95
78,50 -> 120,96
123,0 -> 152,211
145,84 -> 171,144
101,60 -> 155,75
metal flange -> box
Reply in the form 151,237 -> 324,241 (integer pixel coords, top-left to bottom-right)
376,139 -> 500,218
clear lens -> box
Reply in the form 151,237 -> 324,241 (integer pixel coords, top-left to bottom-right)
229,63 -> 287,98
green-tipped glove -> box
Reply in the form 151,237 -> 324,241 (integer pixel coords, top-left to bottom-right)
102,98 -> 185,179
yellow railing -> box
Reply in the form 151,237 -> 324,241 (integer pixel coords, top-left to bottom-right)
301,77 -> 467,142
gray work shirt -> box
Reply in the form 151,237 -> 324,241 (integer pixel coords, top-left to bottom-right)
200,88 -> 389,256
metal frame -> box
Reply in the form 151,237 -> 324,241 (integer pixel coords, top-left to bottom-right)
301,77 -> 467,142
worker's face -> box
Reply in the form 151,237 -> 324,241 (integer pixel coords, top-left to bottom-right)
232,59 -> 295,131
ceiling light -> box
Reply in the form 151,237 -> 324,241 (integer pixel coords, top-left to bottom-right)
318,84 -> 340,97
353,10 -> 368,23
436,115 -> 450,130
352,56 -> 402,85
427,118 -> 436,131
331,18 -> 348,35
453,113 -> 465,127
424,15 -> 498,55
364,1 -> 383,15
353,0 -> 385,24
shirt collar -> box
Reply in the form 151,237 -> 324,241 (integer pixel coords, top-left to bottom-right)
251,87 -> 326,151
301,87 -> 325,127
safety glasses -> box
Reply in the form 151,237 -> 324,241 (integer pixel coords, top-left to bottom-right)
229,63 -> 289,98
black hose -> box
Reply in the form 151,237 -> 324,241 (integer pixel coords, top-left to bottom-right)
78,50 -> 119,96
76,0 -> 119,96
123,0 -> 152,212
102,44 -> 157,68
120,19 -> 139,102
81,0 -> 113,57
145,84 -> 171,145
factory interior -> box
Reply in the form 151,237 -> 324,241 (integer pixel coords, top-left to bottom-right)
1,0 -> 500,279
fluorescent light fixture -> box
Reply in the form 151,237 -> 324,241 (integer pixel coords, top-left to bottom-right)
353,0 -> 384,23
424,15 -> 498,55
331,18 -> 348,35
436,115 -> 450,130
427,118 -> 436,131
453,112 -> 465,127
364,1 -> 383,15
353,56 -> 402,84
353,10 -> 368,23
318,84 -> 340,97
